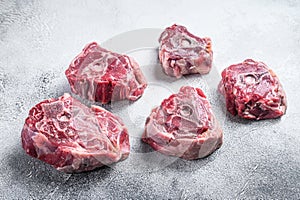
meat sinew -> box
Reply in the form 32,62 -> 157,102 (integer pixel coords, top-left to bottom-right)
158,24 -> 213,78
21,93 -> 130,173
218,59 -> 287,120
65,42 -> 147,104
142,86 -> 223,160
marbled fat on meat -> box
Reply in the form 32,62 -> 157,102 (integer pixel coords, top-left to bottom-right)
218,59 -> 287,120
158,24 -> 213,78
65,42 -> 147,104
21,93 -> 130,173
142,86 -> 223,160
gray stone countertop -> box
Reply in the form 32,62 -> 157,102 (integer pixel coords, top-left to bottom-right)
0,0 -> 299,199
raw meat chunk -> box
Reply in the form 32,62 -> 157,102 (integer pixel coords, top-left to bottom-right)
218,59 -> 287,120
142,86 -> 223,160
21,93 -> 130,173
158,24 -> 213,78
65,42 -> 147,104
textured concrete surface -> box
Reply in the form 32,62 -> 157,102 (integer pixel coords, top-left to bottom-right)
1,0 -> 300,199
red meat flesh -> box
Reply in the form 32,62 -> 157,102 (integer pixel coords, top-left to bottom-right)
142,86 -> 223,160
21,93 -> 130,173
158,24 -> 213,78
218,59 -> 287,120
65,42 -> 147,104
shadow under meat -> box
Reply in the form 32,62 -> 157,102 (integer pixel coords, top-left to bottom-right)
226,111 -> 283,125
164,148 -> 219,172
134,139 -> 219,173
6,145 -> 115,198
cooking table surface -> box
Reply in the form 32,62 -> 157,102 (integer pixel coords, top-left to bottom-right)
0,0 -> 299,199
